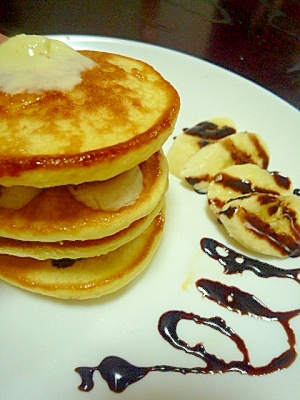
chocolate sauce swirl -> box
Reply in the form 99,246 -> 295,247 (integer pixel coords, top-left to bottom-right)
159,280 -> 299,375
75,358 -> 151,393
75,244 -> 300,394
200,238 -> 300,283
76,286 -> 299,393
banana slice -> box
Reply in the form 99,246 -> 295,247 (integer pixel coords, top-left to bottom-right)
167,117 -> 236,178
219,192 -> 300,258
68,165 -> 143,211
0,185 -> 42,209
181,132 -> 270,193
207,164 -> 293,216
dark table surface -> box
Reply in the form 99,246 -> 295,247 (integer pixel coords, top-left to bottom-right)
1,0 -> 300,109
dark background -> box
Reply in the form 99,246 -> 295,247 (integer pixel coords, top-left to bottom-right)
1,0 -> 300,108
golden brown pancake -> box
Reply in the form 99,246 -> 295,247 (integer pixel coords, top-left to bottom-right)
0,150 -> 168,242
0,198 -> 164,260
0,206 -> 165,299
0,50 -> 180,188
0,36 -> 180,299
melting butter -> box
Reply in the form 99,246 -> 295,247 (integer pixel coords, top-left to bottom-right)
0,34 -> 96,94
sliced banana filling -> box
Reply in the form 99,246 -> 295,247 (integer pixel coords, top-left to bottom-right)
0,165 -> 143,212
68,165 -> 144,211
0,185 -> 42,209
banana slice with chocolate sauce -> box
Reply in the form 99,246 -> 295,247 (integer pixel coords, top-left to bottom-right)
169,116 -> 299,258
219,192 -> 300,258
167,117 -> 236,179
207,164 -> 293,216
181,132 -> 270,193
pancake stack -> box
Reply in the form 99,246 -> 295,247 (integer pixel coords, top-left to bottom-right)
0,35 -> 180,299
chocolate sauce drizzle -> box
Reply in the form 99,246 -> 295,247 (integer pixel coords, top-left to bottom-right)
200,238 -> 300,283
182,121 -> 236,149
183,121 -> 236,140
75,238 -> 300,395
294,188 -> 300,196
214,171 -> 291,195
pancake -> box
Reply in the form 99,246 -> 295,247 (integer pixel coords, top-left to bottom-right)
0,44 -> 180,188
0,35 -> 179,299
0,150 -> 168,242
0,198 -> 164,260
0,206 -> 165,299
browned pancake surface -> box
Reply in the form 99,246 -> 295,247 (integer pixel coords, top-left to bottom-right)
0,51 -> 180,187
0,208 -> 165,299
0,151 -> 168,241
0,198 -> 164,259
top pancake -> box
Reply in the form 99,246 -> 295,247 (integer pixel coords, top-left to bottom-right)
0,49 -> 180,187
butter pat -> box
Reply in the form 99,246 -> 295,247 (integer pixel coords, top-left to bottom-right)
0,34 -> 96,94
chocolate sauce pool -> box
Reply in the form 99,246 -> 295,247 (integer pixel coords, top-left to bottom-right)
75,238 -> 300,395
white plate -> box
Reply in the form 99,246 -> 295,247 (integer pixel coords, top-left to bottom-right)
1,36 -> 300,400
